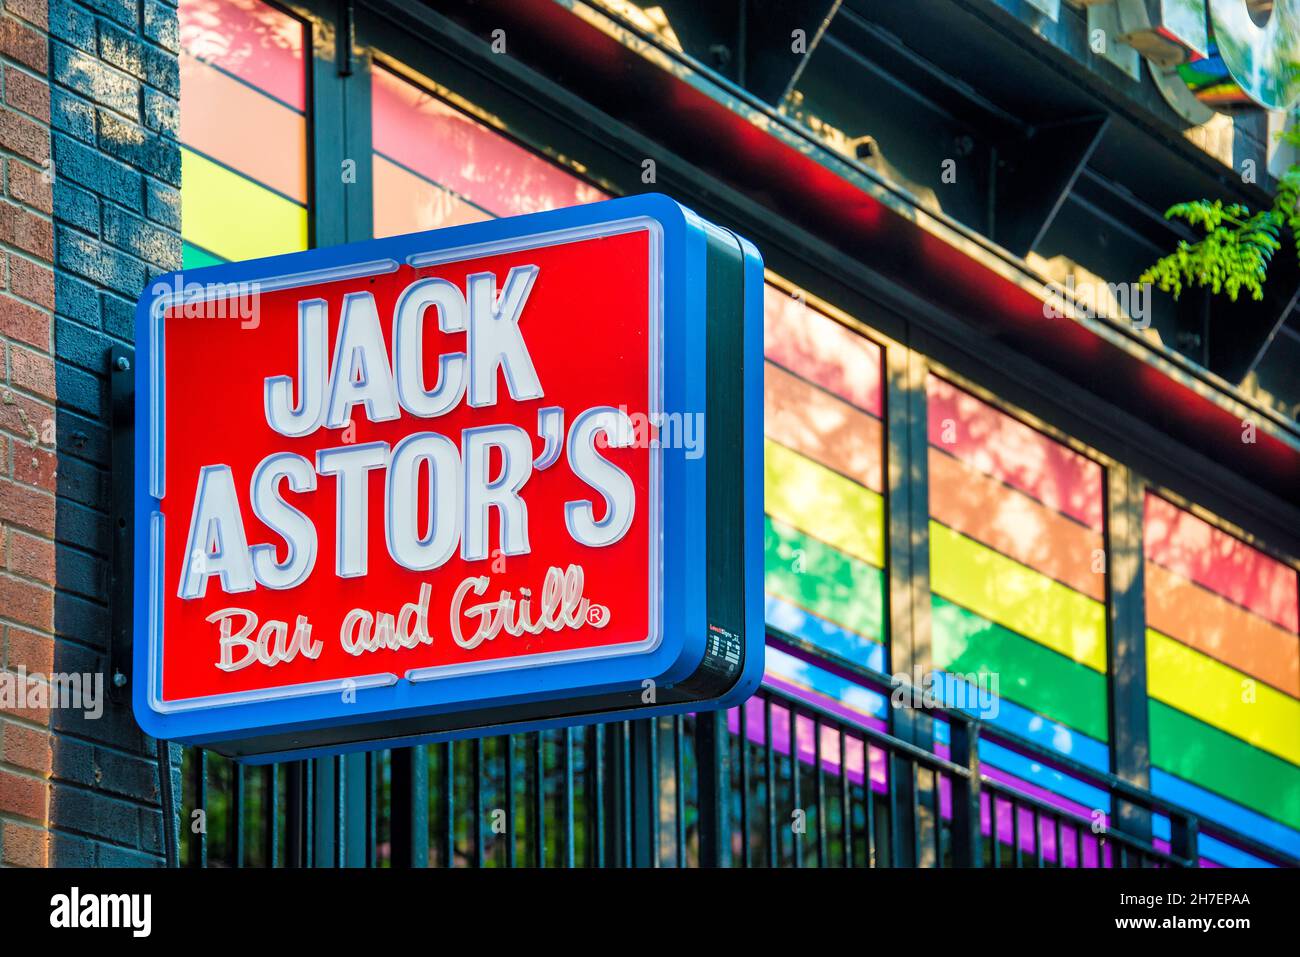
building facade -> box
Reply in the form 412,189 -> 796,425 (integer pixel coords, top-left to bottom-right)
1,0 -> 1298,867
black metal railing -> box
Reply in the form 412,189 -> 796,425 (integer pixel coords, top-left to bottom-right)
172,671 -> 1298,869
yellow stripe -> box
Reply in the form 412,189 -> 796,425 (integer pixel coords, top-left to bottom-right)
1147,628 -> 1300,766
764,439 -> 884,569
181,148 -> 308,262
929,521 -> 1106,672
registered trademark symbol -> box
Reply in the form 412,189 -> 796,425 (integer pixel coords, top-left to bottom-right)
587,605 -> 605,626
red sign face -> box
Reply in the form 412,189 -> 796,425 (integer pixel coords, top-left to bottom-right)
160,227 -> 656,705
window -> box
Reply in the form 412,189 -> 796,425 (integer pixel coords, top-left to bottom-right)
178,0 -> 310,266
1143,494 -> 1300,865
370,64 -> 606,237
927,376 -> 1109,861
761,289 -> 887,725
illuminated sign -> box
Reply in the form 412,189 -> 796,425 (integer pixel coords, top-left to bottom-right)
132,195 -> 764,760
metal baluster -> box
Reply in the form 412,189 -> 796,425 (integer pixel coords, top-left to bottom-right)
814,717 -> 827,867
440,742 -> 454,867
191,749 -> 207,868
739,706 -> 751,868
472,738 -> 483,868
564,727 -> 575,868
264,764 -> 278,868
764,700 -> 776,868
1012,798 -> 1022,868
791,708 -> 803,868
865,743 -> 876,868
533,731 -> 546,868
231,762 -> 245,868
839,731 -> 851,868
504,736 -> 516,868
673,716 -> 685,868
989,798 -> 1001,869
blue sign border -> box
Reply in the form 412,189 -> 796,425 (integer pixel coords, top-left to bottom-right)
133,194 -> 758,750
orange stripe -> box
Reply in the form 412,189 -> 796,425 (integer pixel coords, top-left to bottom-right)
764,361 -> 882,493
928,447 -> 1105,601
1145,560 -> 1300,697
180,54 -> 308,203
372,156 -> 489,238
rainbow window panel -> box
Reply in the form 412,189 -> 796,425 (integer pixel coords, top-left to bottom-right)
179,0 -> 310,265
370,65 -> 608,237
763,290 -> 886,674
1143,493 -> 1300,863
927,375 -> 1109,770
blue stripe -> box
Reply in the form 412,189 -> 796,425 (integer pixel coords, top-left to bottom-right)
1151,815 -> 1275,869
765,594 -> 886,672
1151,768 -> 1300,861
933,672 -> 1110,772
934,722 -> 1113,813
765,646 -> 889,722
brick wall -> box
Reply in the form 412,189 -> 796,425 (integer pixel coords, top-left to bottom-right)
0,0 -> 181,867
0,0 -> 55,869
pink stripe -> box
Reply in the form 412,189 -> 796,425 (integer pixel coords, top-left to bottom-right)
179,0 -> 305,111
763,286 -> 882,417
927,375 -> 1104,532
1144,493 -> 1298,634
370,67 -> 607,218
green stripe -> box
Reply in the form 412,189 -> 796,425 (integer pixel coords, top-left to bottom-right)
764,515 -> 884,641
1150,701 -> 1300,831
183,242 -> 224,269
932,596 -> 1109,742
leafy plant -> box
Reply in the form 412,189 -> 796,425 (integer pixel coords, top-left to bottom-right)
1140,127 -> 1300,302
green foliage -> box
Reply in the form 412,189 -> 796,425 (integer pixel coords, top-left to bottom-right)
1141,127 -> 1300,303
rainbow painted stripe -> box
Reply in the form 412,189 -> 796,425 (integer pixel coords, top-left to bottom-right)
762,292 -> 886,681
370,66 -> 608,238
1143,494 -> 1300,849
179,0 -> 309,266
926,375 -> 1115,854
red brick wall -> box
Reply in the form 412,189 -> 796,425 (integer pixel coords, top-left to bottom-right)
0,0 -> 54,868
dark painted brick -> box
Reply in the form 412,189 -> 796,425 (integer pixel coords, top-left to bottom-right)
95,747 -> 160,803
98,842 -> 161,867
49,830 -> 96,866
54,361 -> 106,418
51,89 -> 96,143
52,592 -> 109,649
143,1 -> 179,54
49,0 -> 97,53
104,203 -> 180,263
52,179 -> 99,232
51,734 -> 95,787
55,270 -> 101,327
55,314 -> 111,372
100,291 -> 133,340
141,85 -> 177,136
98,111 -> 180,184
78,0 -> 139,30
54,499 -> 111,556
48,785 -> 140,846
56,408 -> 109,466
54,136 -> 142,209
57,454 -> 108,510
52,44 -> 140,119
54,701 -> 145,754
99,22 -> 180,97
144,176 -> 179,231
55,544 -> 107,600
56,224 -> 147,298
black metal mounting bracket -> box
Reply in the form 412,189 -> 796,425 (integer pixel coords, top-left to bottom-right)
108,345 -> 135,706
